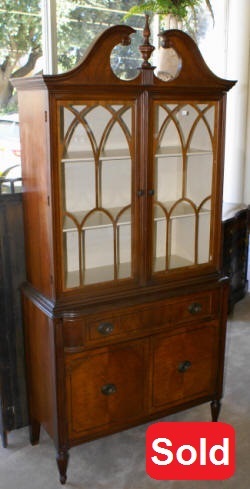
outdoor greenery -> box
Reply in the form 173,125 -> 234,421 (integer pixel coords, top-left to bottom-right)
0,0 -> 41,110
0,0 -> 213,112
56,1 -> 144,73
0,0 -> 144,111
125,0 -> 214,42
125,0 -> 214,21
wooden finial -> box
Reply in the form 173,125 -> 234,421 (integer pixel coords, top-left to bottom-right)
139,14 -> 155,69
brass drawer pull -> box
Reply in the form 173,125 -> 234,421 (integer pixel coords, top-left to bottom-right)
178,360 -> 192,373
97,322 -> 114,336
101,383 -> 117,396
188,302 -> 202,314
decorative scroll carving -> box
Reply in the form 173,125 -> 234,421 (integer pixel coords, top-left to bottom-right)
120,32 -> 132,47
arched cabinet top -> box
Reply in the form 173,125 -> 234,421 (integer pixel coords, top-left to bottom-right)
12,22 -> 236,94
155,29 -> 235,91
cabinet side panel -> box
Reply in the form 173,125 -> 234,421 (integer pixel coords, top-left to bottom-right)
23,295 -> 56,440
18,90 -> 53,298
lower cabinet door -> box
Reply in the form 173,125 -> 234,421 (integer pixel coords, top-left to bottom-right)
65,339 -> 148,440
150,321 -> 220,411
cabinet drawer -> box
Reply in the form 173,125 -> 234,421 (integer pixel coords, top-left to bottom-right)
63,301 -> 172,350
120,301 -> 173,332
63,312 -> 138,350
85,301 -> 172,346
63,316 -> 122,350
173,291 -> 217,324
63,292 -> 217,350
150,321 -> 220,412
87,314 -> 121,342
65,339 -> 148,440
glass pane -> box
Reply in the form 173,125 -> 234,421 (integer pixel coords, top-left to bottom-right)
83,224 -> 114,285
63,161 -> 95,213
0,3 -> 42,180
56,1 -> 144,74
169,203 -> 196,269
155,156 -> 182,205
198,200 -> 211,264
153,206 -> 167,272
63,223 -> 80,288
101,159 -> 131,208
153,102 -> 215,273
59,102 -> 133,289
117,209 -> 132,278
110,42 -> 140,81
186,154 -> 212,205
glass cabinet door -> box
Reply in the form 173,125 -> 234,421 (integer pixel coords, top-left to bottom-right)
58,101 -> 134,289
152,102 -> 216,273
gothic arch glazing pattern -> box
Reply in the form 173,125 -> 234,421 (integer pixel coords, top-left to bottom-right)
59,102 -> 133,288
153,102 -> 215,272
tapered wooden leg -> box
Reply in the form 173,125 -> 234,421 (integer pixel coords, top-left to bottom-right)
56,448 -> 69,485
210,399 -> 221,422
29,417 -> 41,445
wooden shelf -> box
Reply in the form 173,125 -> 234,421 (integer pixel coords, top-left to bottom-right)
63,207 -> 131,231
155,147 -> 212,158
154,201 -> 210,219
62,147 -> 211,163
62,148 -> 131,163
63,202 -> 210,233
154,255 -> 194,272
66,261 -> 131,287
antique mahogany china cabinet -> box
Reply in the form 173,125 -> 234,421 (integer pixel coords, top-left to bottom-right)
13,20 -> 235,484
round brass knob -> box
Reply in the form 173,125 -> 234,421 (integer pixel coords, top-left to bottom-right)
97,322 -> 114,336
188,302 -> 202,314
178,360 -> 192,373
101,383 -> 117,396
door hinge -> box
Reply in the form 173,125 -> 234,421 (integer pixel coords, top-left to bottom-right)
45,110 -> 48,122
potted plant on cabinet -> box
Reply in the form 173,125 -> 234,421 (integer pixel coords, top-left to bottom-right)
125,0 -> 214,80
125,0 -> 214,30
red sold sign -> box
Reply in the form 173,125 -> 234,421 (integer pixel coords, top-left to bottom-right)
146,422 -> 235,480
